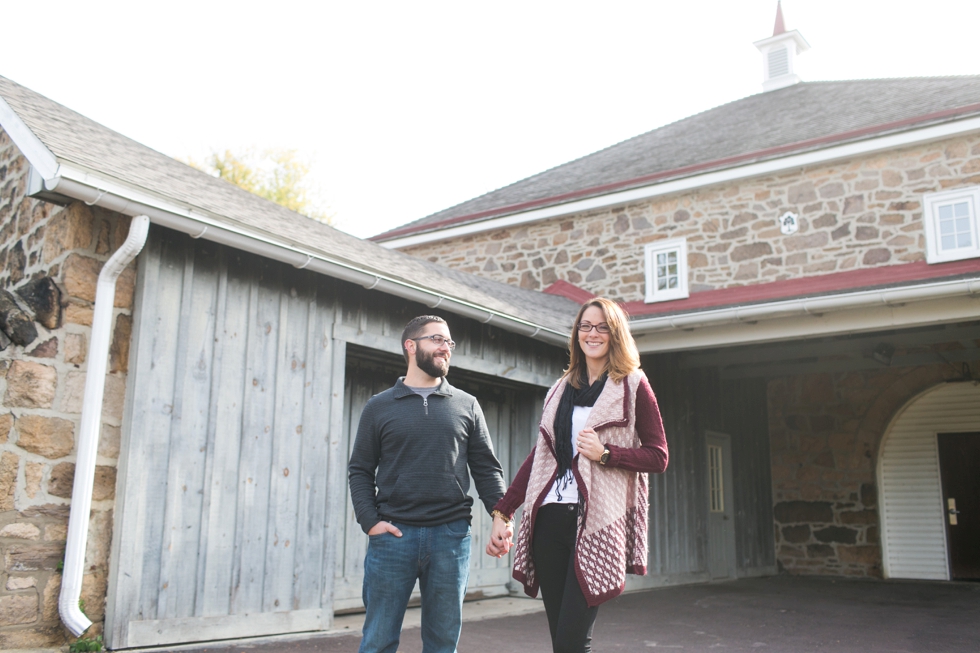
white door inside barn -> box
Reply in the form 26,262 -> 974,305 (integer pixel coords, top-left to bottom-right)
333,351 -> 542,612
879,382 -> 980,580
706,431 -> 737,580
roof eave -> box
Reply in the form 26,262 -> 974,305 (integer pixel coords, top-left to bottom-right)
630,276 -> 980,353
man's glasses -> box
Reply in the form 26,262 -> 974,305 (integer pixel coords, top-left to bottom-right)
577,322 -> 611,334
412,334 -> 457,350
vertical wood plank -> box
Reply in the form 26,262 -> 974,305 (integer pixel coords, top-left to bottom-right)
198,249 -> 250,616
292,288 -> 331,615
158,242 -> 220,619
323,334 -> 349,621
230,260 -> 280,613
263,279 -> 310,613
133,232 -> 186,622
106,230 -> 171,647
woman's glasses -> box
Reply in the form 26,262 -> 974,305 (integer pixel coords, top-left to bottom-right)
577,322 -> 611,334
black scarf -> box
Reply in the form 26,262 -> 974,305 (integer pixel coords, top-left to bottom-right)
552,370 -> 608,500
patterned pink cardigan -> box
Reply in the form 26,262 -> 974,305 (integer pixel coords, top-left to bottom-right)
494,369 -> 668,607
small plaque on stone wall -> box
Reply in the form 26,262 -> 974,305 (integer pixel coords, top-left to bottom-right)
778,211 -> 799,235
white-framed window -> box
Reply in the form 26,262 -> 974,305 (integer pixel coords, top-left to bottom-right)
644,237 -> 689,303
922,186 -> 980,264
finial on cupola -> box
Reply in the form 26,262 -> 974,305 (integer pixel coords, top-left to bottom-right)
772,0 -> 786,35
753,1 -> 810,92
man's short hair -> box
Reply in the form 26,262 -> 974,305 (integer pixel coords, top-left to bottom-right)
400,315 -> 447,364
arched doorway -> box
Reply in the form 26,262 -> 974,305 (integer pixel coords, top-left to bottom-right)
878,382 -> 980,580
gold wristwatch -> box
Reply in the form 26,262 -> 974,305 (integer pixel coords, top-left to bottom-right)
599,448 -> 611,465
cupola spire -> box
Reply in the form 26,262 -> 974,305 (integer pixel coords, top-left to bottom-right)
753,1 -> 810,92
772,0 -> 786,35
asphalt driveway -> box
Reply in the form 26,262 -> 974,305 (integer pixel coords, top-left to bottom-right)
163,576 -> 980,653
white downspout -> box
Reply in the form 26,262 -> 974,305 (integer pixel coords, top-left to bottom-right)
59,215 -> 150,636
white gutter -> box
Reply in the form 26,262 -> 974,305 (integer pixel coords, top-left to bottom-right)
630,276 -> 980,334
40,166 -> 568,347
59,215 -> 150,636
379,114 -> 980,249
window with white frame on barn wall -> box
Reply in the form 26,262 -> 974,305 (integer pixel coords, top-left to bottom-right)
922,186 -> 980,264
644,237 -> 689,303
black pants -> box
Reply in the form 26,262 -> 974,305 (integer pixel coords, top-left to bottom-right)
532,503 -> 599,653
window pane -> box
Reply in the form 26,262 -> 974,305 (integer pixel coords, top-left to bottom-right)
709,445 -> 724,513
936,200 -> 974,251
651,245 -> 684,297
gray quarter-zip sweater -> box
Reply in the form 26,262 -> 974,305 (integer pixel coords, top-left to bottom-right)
348,377 -> 506,533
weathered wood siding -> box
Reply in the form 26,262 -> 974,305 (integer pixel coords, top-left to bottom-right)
107,227 -> 563,648
627,355 -> 775,590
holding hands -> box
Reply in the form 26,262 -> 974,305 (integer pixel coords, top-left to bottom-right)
486,512 -> 514,558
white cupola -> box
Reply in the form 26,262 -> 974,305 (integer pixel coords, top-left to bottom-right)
753,1 -> 810,92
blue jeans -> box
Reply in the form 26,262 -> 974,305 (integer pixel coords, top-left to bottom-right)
359,519 -> 472,653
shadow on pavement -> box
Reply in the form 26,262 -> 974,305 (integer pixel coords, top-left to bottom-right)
158,576 -> 980,653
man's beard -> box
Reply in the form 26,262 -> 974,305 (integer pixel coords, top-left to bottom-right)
415,347 -> 449,378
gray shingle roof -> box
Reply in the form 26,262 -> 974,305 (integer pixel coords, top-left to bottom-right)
0,74 -> 579,335
375,77 -> 980,240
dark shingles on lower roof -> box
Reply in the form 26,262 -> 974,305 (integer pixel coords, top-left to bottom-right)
0,74 -> 580,335
377,77 -> 980,238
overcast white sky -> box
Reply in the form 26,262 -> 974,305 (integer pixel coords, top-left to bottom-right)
2,1 -> 979,238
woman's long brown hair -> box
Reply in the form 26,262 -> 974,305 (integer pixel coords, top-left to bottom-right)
565,297 -> 640,388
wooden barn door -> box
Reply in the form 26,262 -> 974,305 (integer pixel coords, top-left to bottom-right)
706,431 -> 737,580
333,351 -> 542,611
106,230 -> 344,648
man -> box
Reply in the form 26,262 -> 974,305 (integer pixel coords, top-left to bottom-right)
348,315 -> 508,653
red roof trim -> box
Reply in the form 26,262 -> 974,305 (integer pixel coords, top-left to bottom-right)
543,280 -> 597,303
547,258 -> 980,317
374,102 -> 980,242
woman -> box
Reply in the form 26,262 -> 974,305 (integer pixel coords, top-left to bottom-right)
487,297 -> 668,653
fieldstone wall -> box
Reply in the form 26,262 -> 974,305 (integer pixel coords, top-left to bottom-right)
1,129 -> 135,648
768,360 -> 970,577
403,133 -> 980,300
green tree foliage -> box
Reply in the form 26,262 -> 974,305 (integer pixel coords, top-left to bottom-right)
187,148 -> 334,224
